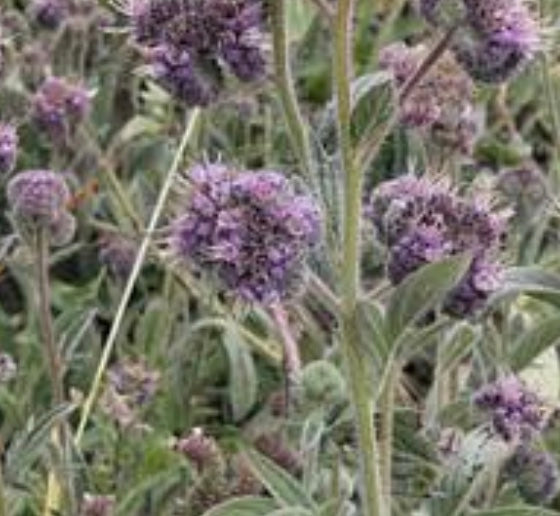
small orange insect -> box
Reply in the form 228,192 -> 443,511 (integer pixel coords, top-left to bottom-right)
66,179 -> 100,211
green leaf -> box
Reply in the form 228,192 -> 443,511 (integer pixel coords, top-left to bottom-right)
509,317 -> 560,371
245,449 -> 317,510
493,267 -> 560,306
387,255 -> 471,340
286,0 -> 316,42
222,324 -> 258,422
4,403 -> 75,482
201,496 -> 279,516
267,509 -> 315,516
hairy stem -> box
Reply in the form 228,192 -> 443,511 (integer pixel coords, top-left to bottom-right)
74,108 -> 201,446
334,0 -> 385,514
378,362 -> 398,511
270,0 -> 314,180
270,302 -> 301,410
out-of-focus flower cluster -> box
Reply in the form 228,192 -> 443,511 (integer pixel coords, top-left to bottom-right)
131,0 -> 267,106
32,76 -> 90,145
473,375 -> 546,442
370,175 -> 507,316
7,169 -> 76,247
380,43 -> 478,154
419,0 -> 541,83
506,445 -> 559,504
169,164 -> 321,305
100,359 -> 160,429
98,234 -> 137,279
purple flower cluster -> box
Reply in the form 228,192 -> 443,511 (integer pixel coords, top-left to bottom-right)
101,359 -> 159,428
98,234 -> 137,279
169,164 -> 321,304
7,170 -> 76,246
379,43 -> 478,154
131,0 -> 266,106
419,0 -> 540,83
507,445 -> 559,504
174,427 -> 224,472
474,376 -> 546,442
370,175 -> 506,316
32,77 -> 90,144
0,124 -> 17,175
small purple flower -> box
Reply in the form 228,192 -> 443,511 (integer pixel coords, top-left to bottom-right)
0,124 -> 17,175
33,77 -> 90,144
98,234 -> 137,279
107,359 -> 159,407
507,446 -> 559,504
29,0 -> 69,29
474,375 -> 546,442
80,494 -> 115,516
174,428 -> 223,472
7,170 -> 70,226
169,165 -> 321,304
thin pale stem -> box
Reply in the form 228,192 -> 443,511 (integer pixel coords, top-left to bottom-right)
334,0 -> 385,514
73,108 -> 201,446
270,0 -> 314,180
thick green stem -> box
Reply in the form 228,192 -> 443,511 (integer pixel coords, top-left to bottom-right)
270,0 -> 314,180
74,108 -> 201,446
334,0 -> 385,514
378,362 -> 398,512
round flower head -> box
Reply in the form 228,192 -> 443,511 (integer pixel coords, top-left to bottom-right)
29,0 -> 69,29
33,77 -> 90,144
169,164 -> 321,304
380,43 -> 477,154
107,359 -> 159,407
7,170 -> 70,226
99,234 -> 137,279
456,0 -> 540,83
370,175 -> 506,316
507,446 -> 559,505
0,124 -> 17,175
474,375 -> 546,442
174,427 -> 224,472
130,0 -> 266,106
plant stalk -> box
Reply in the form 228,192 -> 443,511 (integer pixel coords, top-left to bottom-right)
74,108 -> 201,446
334,0 -> 385,513
270,0 -> 314,180
378,362 -> 398,512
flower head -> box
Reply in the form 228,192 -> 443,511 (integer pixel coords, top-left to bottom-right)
98,234 -> 137,279
0,124 -> 17,175
370,175 -> 506,316
507,446 -> 559,505
7,170 -> 70,226
33,77 -> 90,143
174,428 -> 224,472
169,164 -> 321,304
380,43 -> 477,153
131,0 -> 266,106
474,375 -> 546,442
